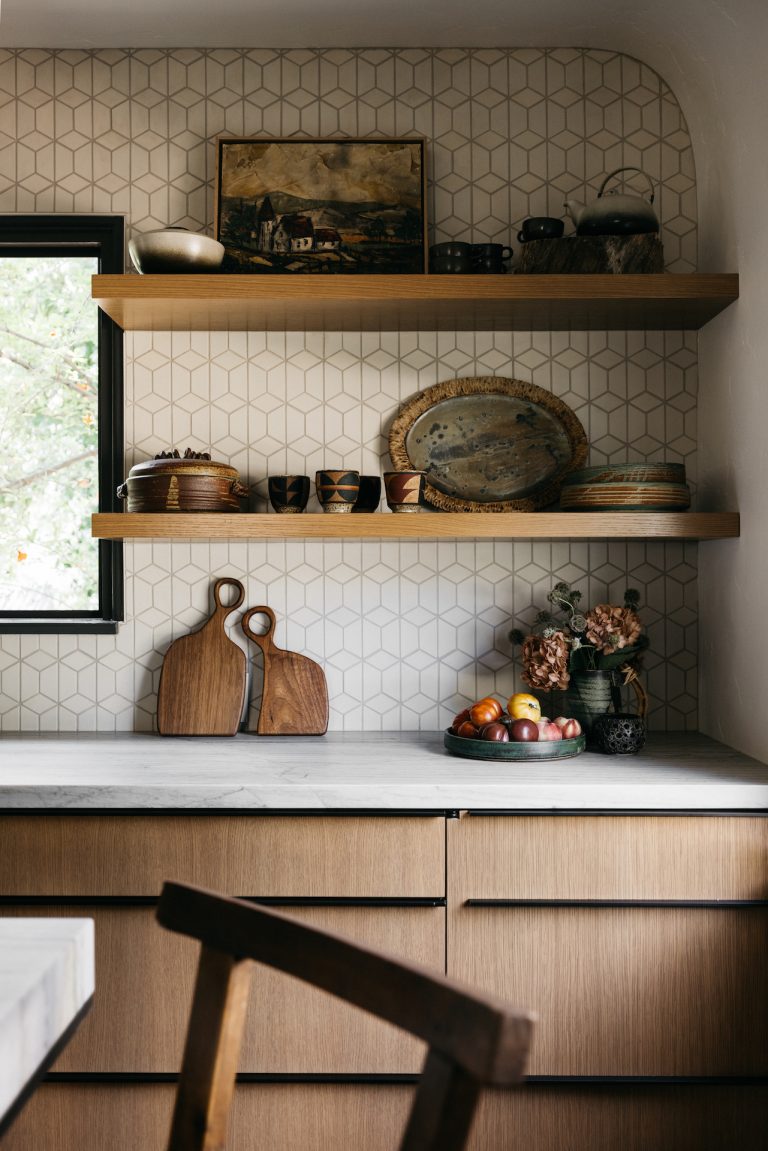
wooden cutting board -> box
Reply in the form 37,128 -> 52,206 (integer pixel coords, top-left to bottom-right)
242,606 -> 328,735
157,577 -> 246,735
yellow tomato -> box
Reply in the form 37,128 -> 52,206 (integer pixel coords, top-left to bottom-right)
507,692 -> 542,721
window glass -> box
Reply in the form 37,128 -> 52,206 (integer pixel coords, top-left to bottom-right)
0,254 -> 100,611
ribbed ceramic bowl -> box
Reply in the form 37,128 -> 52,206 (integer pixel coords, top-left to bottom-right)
560,481 -> 691,511
128,228 -> 225,274
444,730 -> 586,761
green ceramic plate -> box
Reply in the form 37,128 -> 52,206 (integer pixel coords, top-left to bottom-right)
444,729 -> 586,761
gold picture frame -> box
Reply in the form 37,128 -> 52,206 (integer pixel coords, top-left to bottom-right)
215,137 -> 428,274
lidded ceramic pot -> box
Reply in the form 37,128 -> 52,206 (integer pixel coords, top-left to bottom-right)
117,450 -> 248,512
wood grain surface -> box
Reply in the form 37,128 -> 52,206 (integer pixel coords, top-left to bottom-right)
242,605 -> 328,736
91,510 -> 741,540
91,272 -> 739,332
2,904 -> 443,1073
449,814 -> 768,900
7,1082 -> 768,1151
157,577 -> 246,736
0,815 -> 445,897
449,904 -> 768,1075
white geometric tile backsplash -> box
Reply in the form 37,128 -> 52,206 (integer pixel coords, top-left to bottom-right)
0,47 -> 699,732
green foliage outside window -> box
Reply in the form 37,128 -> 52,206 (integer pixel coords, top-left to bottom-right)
0,256 -> 99,611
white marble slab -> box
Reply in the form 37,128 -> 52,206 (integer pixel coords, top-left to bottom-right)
0,732 -> 766,810
0,919 -> 94,1126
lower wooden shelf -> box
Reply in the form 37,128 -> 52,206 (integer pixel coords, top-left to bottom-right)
91,511 -> 740,541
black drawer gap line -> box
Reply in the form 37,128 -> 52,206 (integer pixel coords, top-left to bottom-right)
464,809 -> 768,817
465,899 -> 768,909
0,896 -> 446,908
42,1072 -> 768,1088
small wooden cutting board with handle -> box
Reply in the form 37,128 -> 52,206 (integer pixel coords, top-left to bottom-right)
242,606 -> 328,735
157,577 -> 246,735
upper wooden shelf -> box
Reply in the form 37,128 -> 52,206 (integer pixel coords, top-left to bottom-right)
92,512 -> 739,541
92,273 -> 739,332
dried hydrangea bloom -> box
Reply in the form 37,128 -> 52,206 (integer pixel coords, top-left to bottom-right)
522,630 -> 571,691
584,604 -> 642,654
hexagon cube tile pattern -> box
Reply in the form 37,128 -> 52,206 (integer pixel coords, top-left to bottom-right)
0,47 -> 700,732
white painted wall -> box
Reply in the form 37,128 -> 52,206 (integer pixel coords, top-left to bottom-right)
591,1 -> 768,760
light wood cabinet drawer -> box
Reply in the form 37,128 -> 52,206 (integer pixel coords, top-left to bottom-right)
2,903 -> 442,1074
450,813 -> 768,900
449,904 -> 768,1075
470,1084 -> 768,1151
6,1082 -> 768,1151
2,1083 -> 414,1151
0,814 -> 444,897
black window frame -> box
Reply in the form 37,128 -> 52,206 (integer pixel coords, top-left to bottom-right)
0,214 -> 124,634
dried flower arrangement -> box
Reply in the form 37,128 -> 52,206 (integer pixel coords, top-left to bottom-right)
509,581 -> 648,693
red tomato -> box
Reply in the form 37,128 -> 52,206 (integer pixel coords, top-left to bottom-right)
477,696 -> 503,720
452,708 -> 471,730
456,720 -> 479,739
469,701 -> 499,727
480,722 -> 509,742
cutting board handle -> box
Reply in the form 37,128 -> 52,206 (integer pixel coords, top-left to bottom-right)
241,605 -> 277,652
212,577 -> 245,615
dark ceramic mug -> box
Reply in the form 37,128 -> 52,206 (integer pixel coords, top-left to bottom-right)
352,475 -> 382,513
470,244 -> 514,274
429,242 -> 473,274
383,470 -> 425,513
268,474 -> 310,514
517,216 -> 565,242
315,469 -> 360,513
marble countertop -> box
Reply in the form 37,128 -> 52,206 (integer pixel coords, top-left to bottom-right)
0,731 -> 767,810
0,919 -> 94,1129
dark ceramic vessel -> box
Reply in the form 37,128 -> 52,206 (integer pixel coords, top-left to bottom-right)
352,475 -> 382,513
591,713 -> 647,755
383,470 -> 425,513
268,474 -> 310,514
517,216 -> 565,242
315,469 -> 360,513
470,243 -> 513,273
429,241 -> 473,273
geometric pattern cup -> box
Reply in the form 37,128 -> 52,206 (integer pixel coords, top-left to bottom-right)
316,470 -> 361,513
384,471 -> 426,513
268,475 -> 310,514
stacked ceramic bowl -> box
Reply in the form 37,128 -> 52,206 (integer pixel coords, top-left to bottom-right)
560,463 -> 690,511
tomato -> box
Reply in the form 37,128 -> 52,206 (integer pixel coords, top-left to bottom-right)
480,722 -> 509,742
507,692 -> 542,722
456,720 -> 479,739
476,696 -> 503,720
469,701 -> 500,727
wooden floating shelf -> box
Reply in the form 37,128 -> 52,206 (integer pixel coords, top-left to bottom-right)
92,273 -> 739,332
92,512 -> 740,541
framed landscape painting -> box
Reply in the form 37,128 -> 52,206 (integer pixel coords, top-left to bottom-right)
215,137 -> 427,274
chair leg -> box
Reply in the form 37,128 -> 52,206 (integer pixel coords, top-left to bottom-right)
167,945 -> 253,1151
398,1049 -> 482,1151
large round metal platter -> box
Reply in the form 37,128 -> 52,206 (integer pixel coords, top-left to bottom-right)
388,376 -> 588,512
444,729 -> 587,761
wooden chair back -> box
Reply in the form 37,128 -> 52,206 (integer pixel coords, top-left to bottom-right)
157,881 -> 534,1151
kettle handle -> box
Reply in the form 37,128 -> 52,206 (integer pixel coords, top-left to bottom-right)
598,166 -> 655,204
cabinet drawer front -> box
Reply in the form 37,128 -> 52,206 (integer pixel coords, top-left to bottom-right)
2,1082 -> 413,1151
0,815 -> 444,897
450,814 -> 768,900
6,1082 -> 768,1151
470,1085 -> 768,1151
449,905 -> 768,1076
2,904 -> 443,1074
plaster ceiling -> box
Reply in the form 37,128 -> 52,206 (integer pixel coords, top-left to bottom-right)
0,0 -> 677,51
